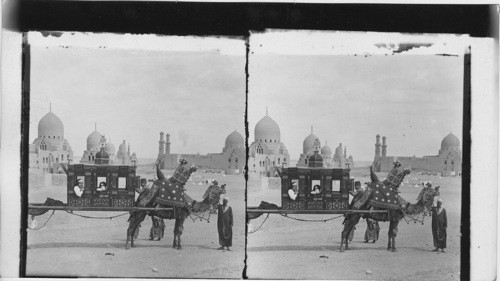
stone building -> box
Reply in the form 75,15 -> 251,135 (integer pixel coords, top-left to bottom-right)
157,130 -> 245,174
29,110 -> 74,173
372,133 -> 462,176
297,127 -> 353,168
248,113 -> 290,177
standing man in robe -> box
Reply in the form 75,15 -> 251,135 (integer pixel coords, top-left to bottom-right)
217,197 -> 233,251
431,199 -> 447,252
364,218 -> 380,243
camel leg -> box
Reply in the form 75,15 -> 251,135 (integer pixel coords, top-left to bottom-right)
390,219 -> 399,252
174,217 -> 185,250
125,211 -> 147,250
340,214 -> 359,252
172,235 -> 178,248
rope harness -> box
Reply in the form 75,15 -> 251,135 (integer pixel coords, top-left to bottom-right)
28,210 -> 130,231
248,213 -> 270,234
28,210 -> 56,231
65,210 -> 129,220
248,213 -> 345,234
403,210 -> 430,225
188,209 -> 214,223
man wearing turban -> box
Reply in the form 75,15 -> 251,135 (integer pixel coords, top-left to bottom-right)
217,197 -> 233,251
431,199 -> 447,252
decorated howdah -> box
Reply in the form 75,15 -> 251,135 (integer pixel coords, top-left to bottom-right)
66,164 -> 139,207
280,166 -> 352,210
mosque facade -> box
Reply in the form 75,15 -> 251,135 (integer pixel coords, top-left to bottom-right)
29,110 -> 74,173
157,130 -> 245,174
247,113 -> 290,177
80,125 -> 136,165
297,127 -> 354,169
372,133 -> 462,176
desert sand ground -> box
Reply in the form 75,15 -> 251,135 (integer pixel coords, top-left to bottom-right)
247,170 -> 462,280
26,167 -> 246,278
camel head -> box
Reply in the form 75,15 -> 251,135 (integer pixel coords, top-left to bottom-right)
170,159 -> 197,185
406,184 -> 440,215
383,161 -> 411,189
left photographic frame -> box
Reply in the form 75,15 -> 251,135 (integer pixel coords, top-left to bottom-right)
23,31 -> 247,278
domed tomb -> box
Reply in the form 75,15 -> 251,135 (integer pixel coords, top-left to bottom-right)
87,130 -> 102,151
441,133 -> 460,150
105,141 -> 116,155
255,115 -> 280,143
225,131 -> 244,148
38,111 -> 64,138
321,141 -> 332,156
335,143 -> 343,156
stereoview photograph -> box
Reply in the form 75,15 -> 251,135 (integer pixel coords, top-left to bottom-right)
246,30 -> 466,280
25,32 -> 246,278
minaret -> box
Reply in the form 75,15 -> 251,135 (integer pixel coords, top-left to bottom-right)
382,136 -> 387,157
166,133 -> 171,155
159,132 -> 165,157
375,134 -> 381,158
128,143 -> 130,155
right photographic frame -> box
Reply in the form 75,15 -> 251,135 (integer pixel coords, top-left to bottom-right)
246,30 -> 469,280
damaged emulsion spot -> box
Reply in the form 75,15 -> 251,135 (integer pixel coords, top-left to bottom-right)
40,31 -> 64,38
374,42 -> 433,54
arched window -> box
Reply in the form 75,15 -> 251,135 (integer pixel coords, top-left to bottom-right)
229,158 -> 231,162
278,158 -> 280,164
61,155 -> 64,161
89,155 -> 92,161
305,159 -> 308,164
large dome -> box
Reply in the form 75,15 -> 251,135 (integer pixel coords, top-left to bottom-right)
225,131 -> 244,148
441,133 -> 460,150
303,133 -> 320,154
255,115 -> 280,143
321,141 -> 332,156
38,111 -> 64,138
87,130 -> 102,151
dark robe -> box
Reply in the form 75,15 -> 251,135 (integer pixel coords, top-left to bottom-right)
364,218 -> 380,242
217,205 -> 233,247
150,216 -> 165,240
431,207 -> 447,249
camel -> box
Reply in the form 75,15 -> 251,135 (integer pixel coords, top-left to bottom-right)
340,161 -> 440,252
125,162 -> 225,250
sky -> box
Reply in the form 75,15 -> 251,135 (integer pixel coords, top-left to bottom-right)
28,32 -> 246,159
248,30 -> 466,162
28,31 -> 467,162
